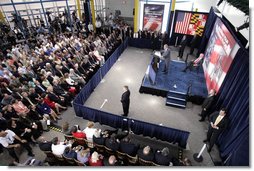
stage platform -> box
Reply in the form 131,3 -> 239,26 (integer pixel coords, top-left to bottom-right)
139,60 -> 208,100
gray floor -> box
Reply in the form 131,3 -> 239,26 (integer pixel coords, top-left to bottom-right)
84,47 -> 218,166
0,46 -> 220,166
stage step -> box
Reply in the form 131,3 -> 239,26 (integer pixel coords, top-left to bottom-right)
166,98 -> 186,108
166,91 -> 187,109
167,92 -> 186,100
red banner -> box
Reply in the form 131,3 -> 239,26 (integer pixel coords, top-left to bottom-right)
203,18 -> 240,92
143,4 -> 164,32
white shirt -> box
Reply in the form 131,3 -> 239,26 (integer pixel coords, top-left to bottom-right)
83,127 -> 97,142
88,24 -> 94,31
0,130 -> 16,147
95,21 -> 102,28
51,142 -> 71,156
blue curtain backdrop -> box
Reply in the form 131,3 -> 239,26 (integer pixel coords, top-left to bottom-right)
197,7 -> 218,55
199,7 -> 249,166
73,38 -> 190,149
212,48 -> 249,166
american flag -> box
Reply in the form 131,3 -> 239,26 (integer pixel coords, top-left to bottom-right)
175,12 -> 192,34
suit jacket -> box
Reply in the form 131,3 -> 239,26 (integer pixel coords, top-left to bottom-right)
53,85 -> 66,96
180,37 -> 188,47
39,141 -> 52,151
160,48 -> 171,61
119,141 -> 139,156
154,151 -> 172,166
55,69 -> 65,78
209,111 -> 229,133
35,84 -> 46,95
63,150 -> 77,159
93,135 -> 105,145
105,138 -> 119,152
202,95 -> 215,109
121,90 -> 130,106
29,93 -> 40,104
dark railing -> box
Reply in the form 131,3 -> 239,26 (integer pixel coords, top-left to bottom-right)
73,38 -> 190,149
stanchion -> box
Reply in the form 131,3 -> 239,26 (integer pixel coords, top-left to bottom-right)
193,144 -> 206,162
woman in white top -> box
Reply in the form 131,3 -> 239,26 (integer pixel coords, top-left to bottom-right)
83,122 -> 98,142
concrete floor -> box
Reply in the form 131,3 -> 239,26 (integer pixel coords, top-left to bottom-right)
83,47 -> 218,166
0,46 -> 220,166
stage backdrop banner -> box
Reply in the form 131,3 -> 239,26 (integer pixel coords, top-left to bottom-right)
203,18 -> 240,92
174,11 -> 208,36
143,4 -> 164,32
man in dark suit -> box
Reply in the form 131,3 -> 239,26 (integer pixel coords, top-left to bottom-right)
189,34 -> 199,55
103,155 -> 122,166
121,86 -> 130,117
199,89 -> 216,122
159,44 -> 171,73
178,35 -> 188,59
38,136 -> 52,151
34,80 -> 46,95
203,108 -> 229,152
119,137 -> 139,157
154,147 -> 173,166
137,145 -> 154,162
93,129 -> 105,145
105,135 -> 120,152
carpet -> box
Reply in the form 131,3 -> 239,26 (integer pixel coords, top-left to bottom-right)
141,60 -> 208,97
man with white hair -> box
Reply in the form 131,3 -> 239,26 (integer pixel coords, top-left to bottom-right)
137,145 -> 155,162
69,68 -> 86,86
159,44 -> 171,73
182,53 -> 204,72
103,155 -> 122,166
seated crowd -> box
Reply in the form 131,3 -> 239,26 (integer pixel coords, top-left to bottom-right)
0,19 -> 190,166
0,25 -> 129,163
36,121 -> 191,166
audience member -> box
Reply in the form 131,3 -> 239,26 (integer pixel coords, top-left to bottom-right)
63,146 -> 77,159
51,137 -> 72,156
83,122 -> 98,142
137,145 -> 154,162
88,151 -> 103,166
37,136 -> 53,152
103,155 -> 122,166
76,146 -> 90,164
154,147 -> 172,166
0,129 -> 34,163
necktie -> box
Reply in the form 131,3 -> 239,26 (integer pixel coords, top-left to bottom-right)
38,85 -> 45,92
6,87 -> 13,93
26,97 -> 34,106
214,115 -> 223,126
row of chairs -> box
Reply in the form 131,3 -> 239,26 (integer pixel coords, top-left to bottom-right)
94,143 -> 161,166
64,134 -> 163,166
44,151 -> 86,166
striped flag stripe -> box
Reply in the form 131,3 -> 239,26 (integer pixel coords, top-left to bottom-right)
175,12 -> 192,34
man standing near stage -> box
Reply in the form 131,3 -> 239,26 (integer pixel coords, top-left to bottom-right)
160,44 -> 171,73
199,89 -> 216,122
121,86 -> 130,117
178,35 -> 188,60
203,108 -> 229,152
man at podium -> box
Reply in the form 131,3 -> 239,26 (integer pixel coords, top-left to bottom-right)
153,44 -> 171,74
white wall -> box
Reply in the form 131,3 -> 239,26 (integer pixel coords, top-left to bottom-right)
217,1 -> 249,42
175,0 -> 217,12
105,0 -> 134,18
192,0 -> 217,12
174,0 -> 249,42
